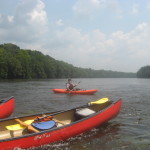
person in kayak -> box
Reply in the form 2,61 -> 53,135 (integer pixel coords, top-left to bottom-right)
66,79 -> 77,91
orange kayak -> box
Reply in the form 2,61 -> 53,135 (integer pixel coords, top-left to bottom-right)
52,89 -> 98,94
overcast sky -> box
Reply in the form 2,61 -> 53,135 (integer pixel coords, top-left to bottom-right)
0,0 -> 150,73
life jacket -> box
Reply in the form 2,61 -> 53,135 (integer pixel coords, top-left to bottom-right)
34,116 -> 53,123
69,84 -> 74,90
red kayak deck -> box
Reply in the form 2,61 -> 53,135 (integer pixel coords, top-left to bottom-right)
53,89 -> 98,94
0,96 -> 15,119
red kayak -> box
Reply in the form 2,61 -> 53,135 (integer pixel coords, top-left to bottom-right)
53,89 -> 98,94
0,98 -> 122,149
0,96 -> 15,119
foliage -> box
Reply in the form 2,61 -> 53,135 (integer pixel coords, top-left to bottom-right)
137,66 -> 150,78
0,43 -> 136,79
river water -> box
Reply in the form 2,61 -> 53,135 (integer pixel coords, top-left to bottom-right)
0,78 -> 150,150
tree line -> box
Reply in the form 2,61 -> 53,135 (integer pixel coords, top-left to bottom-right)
137,66 -> 150,78
0,43 -> 136,79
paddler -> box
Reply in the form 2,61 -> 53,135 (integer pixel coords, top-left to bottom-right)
66,79 -> 77,91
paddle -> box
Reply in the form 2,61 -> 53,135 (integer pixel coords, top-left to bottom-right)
74,81 -> 81,91
6,120 -> 34,131
75,81 -> 81,87
15,119 -> 39,133
6,116 -> 65,131
89,97 -> 109,105
51,118 -> 65,125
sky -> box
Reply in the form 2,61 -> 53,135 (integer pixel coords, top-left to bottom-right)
0,0 -> 150,73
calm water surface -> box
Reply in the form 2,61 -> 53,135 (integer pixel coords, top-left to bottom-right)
0,78 -> 150,150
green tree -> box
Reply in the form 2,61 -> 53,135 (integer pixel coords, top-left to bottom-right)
0,43 -> 136,79
0,48 -> 8,78
137,66 -> 150,78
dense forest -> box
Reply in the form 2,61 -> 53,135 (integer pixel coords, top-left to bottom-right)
137,66 -> 150,78
0,43 -> 136,79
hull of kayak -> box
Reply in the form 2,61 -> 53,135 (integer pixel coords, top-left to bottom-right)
0,98 -> 122,149
0,96 -> 15,119
53,89 -> 98,94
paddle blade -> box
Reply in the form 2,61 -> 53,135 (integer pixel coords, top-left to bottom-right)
6,124 -> 23,131
6,120 -> 34,131
90,98 -> 109,105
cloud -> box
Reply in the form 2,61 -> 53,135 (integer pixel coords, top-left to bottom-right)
147,2 -> 150,9
27,0 -> 47,25
0,0 -> 48,45
72,0 -> 104,18
131,4 -> 139,15
72,0 -> 122,19
56,19 -> 64,26
43,22 -> 150,72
